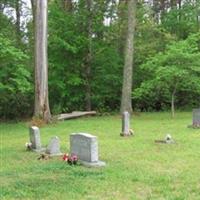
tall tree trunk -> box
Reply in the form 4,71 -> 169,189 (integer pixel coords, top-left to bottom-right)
178,0 -> 181,22
170,0 -> 177,9
117,0 -> 128,55
31,0 -> 36,24
34,0 -> 51,123
84,0 -> 93,111
171,83 -> 177,118
196,0 -> 200,31
63,0 -> 73,11
120,0 -> 136,114
160,0 -> 166,23
15,0 -> 21,45
152,0 -> 160,23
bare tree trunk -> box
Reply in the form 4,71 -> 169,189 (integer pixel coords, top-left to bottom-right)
63,0 -> 73,11
84,0 -> 93,111
34,0 -> 51,123
171,83 -> 177,118
31,0 -> 35,24
15,0 -> 21,44
120,0 -> 136,114
196,0 -> 200,31
178,0 -> 182,22
117,0 -> 128,55
152,0 -> 159,23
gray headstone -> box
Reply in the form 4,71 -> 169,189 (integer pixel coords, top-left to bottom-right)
193,109 -> 200,127
29,126 -> 41,151
46,136 -> 62,156
121,111 -> 130,136
70,133 -> 105,167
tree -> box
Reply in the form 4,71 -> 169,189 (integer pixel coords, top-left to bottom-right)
0,34 -> 31,119
133,33 -> 200,116
34,0 -> 51,122
120,0 -> 136,113
15,0 -> 21,45
84,0 -> 93,111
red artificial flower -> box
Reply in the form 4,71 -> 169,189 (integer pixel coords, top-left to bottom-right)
62,153 -> 69,161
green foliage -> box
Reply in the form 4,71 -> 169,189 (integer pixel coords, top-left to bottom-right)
48,1 -> 123,113
1,0 -> 200,119
162,2 -> 199,39
0,34 -> 32,119
133,33 -> 200,111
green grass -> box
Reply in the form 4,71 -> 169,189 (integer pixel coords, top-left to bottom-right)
1,112 -> 200,200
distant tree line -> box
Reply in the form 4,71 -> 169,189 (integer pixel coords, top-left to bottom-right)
0,0 -> 200,120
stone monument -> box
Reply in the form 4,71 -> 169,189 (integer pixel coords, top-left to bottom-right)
29,126 -> 42,152
45,136 -> 62,156
70,133 -> 106,167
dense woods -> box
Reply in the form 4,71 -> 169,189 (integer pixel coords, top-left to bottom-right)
0,0 -> 200,120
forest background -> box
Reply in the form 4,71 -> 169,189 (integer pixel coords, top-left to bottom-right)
0,0 -> 200,120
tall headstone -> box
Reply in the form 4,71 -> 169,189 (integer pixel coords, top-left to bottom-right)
121,111 -> 130,136
46,136 -> 62,156
193,108 -> 200,128
29,126 -> 42,151
70,133 -> 105,167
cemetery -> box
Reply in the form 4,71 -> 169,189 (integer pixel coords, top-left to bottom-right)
1,0 -> 200,199
1,112 -> 200,200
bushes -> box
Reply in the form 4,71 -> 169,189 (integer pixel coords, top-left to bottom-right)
0,35 -> 32,119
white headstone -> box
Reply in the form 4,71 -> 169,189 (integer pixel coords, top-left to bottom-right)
46,136 -> 62,156
121,111 -> 130,136
70,133 -> 105,167
29,126 -> 41,151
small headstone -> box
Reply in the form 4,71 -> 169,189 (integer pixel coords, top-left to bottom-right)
46,136 -> 62,156
192,108 -> 200,128
29,126 -> 42,151
70,133 -> 106,167
121,111 -> 131,136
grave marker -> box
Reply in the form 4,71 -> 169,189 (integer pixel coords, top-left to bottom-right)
29,126 -> 42,151
70,133 -> 105,167
46,136 -> 62,156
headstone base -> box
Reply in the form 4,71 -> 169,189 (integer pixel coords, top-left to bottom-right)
32,147 -> 46,153
46,152 -> 63,157
79,160 -> 106,167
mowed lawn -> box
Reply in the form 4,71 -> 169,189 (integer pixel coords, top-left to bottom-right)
1,112 -> 200,200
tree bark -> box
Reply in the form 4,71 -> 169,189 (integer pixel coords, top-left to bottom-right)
120,0 -> 136,114
171,83 -> 177,118
34,0 -> 51,123
15,0 -> 21,45
84,0 -> 93,111
31,0 -> 36,24
117,0 -> 128,55
152,0 -> 160,23
63,0 -> 73,11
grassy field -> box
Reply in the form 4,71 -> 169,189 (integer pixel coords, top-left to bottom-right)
1,112 -> 200,200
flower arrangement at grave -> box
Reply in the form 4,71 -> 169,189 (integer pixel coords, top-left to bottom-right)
63,153 -> 78,165
25,142 -> 32,150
